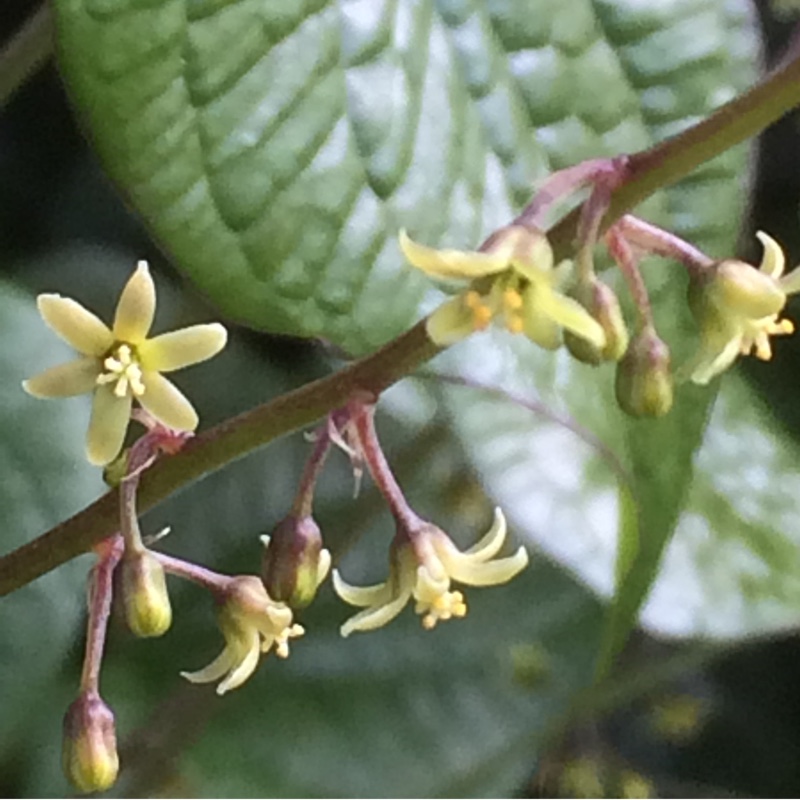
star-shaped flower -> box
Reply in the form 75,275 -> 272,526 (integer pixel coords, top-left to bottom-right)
181,576 -> 304,695
400,226 -> 605,350
333,508 -> 528,636
23,261 -> 227,465
686,232 -> 800,384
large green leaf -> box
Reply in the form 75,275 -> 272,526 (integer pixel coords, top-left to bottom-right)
442,332 -> 800,641
53,0 -> 752,355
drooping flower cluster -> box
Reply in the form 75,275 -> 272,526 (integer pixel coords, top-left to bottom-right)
181,576 -> 305,696
334,508 -> 528,636
401,221 -> 800,399
400,226 -> 605,351
686,231 -> 800,384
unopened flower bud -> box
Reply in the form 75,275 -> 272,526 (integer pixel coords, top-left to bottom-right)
564,279 -> 629,364
261,515 -> 331,609
62,692 -> 119,793
120,548 -> 172,637
615,326 -> 673,417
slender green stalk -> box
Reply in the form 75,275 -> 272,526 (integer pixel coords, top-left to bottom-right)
2,43 -> 800,596
0,4 -> 53,108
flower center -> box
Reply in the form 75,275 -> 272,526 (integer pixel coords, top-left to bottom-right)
271,623 -> 305,658
416,589 -> 467,630
96,344 -> 145,398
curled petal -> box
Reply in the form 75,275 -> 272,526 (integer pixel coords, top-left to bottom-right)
86,385 -> 132,466
332,570 -> 391,608
138,372 -> 198,431
112,261 -> 156,343
37,295 -> 112,356
23,357 -> 99,398
445,546 -> 529,587
139,323 -> 228,372
756,231 -> 785,279
180,646 -> 237,687
779,266 -> 800,297
216,634 -> 262,695
687,335 -> 743,385
399,229 -> 509,279
463,508 -> 507,561
340,589 -> 412,638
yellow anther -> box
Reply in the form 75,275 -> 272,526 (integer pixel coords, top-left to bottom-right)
464,290 -> 492,330
97,344 -> 145,398
754,339 -> 773,360
502,288 -> 523,312
421,590 -> 468,629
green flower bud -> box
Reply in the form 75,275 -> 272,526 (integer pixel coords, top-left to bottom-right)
564,279 -> 629,364
615,327 -> 673,417
62,692 -> 119,793
261,515 -> 331,610
120,549 -> 172,638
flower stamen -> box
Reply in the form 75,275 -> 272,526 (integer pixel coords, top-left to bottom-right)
418,590 -> 467,630
502,286 -> 525,334
96,345 -> 145,398
464,290 -> 492,330
273,623 -> 305,658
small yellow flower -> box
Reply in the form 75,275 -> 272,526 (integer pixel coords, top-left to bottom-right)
23,261 -> 227,465
181,576 -> 304,695
333,508 -> 528,636
687,232 -> 800,384
399,226 -> 605,350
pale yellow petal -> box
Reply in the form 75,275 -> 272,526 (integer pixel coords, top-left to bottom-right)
779,266 -> 800,296
139,323 -> 228,372
23,357 -> 99,398
180,645 -> 237,686
540,290 -> 606,349
399,229 -> 509,279
687,336 -> 742,385
340,589 -> 412,637
756,231 -> 785,279
413,565 -> 450,604
112,261 -> 156,343
138,372 -> 198,431
463,508 -> 507,560
332,569 -> 392,608
446,546 -> 529,586
426,297 -> 480,346
317,549 -> 332,586
37,295 -> 113,356
86,384 -> 132,466
521,288 -> 563,350
216,634 -> 262,694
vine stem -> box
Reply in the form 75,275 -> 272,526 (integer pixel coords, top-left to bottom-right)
2,42 -> 800,596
